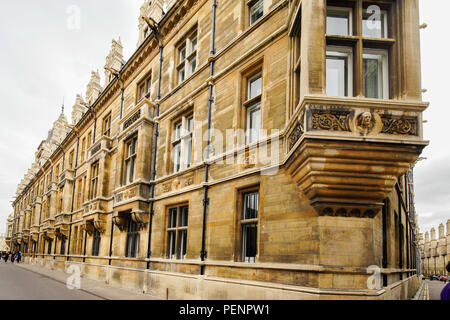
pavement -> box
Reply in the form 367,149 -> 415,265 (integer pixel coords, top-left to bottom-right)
425,279 -> 448,301
0,260 -> 159,300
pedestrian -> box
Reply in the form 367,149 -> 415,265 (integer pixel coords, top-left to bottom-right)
10,252 -> 15,263
3,252 -> 8,263
441,262 -> 450,300
17,251 -> 22,263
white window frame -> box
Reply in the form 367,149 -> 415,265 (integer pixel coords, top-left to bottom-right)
326,6 -> 353,36
363,48 -> 389,99
326,46 -> 353,97
177,31 -> 198,85
172,115 -> 194,173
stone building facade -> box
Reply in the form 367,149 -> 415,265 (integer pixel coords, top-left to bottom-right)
8,0 -> 427,300
419,220 -> 450,276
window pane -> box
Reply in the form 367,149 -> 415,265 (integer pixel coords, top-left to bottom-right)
189,58 -> 196,75
250,0 -> 264,25
326,53 -> 349,97
191,36 -> 197,53
169,208 -> 177,228
244,192 -> 259,220
327,9 -> 351,36
362,11 -> 386,38
177,230 -> 187,259
179,46 -> 186,63
249,74 -> 262,99
173,143 -> 181,173
178,68 -> 185,84
363,54 -> 383,99
185,137 -> 192,168
168,231 -> 176,259
243,224 -> 257,261
180,206 -> 189,227
247,104 -> 261,143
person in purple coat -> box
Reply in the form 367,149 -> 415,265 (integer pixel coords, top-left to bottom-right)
441,262 -> 450,300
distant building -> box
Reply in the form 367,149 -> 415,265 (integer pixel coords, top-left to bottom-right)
8,0 -> 427,300
419,220 -> 450,276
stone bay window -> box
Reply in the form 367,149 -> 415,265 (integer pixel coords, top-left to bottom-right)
325,0 -> 392,99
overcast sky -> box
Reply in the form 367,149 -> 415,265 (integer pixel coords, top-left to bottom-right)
0,1 -> 448,237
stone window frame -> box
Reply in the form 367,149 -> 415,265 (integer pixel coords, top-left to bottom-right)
169,110 -> 194,174
239,60 -> 264,146
92,228 -> 101,257
68,149 -> 75,169
102,112 -> 112,137
288,4 -> 302,116
80,137 -> 86,162
125,214 -> 140,258
123,135 -> 138,186
166,203 -> 189,260
235,185 -> 260,263
136,71 -> 152,104
248,0 -> 264,26
175,27 -> 198,86
89,161 -> 100,200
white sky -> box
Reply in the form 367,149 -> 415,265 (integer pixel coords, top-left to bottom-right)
0,1 -> 448,236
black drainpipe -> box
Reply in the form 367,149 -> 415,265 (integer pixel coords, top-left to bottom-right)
146,42 -> 164,270
66,136 -> 80,261
120,87 -> 125,120
36,173 -> 46,256
382,199 -> 388,287
82,229 -> 88,262
200,0 -> 217,276
398,188 -> 403,280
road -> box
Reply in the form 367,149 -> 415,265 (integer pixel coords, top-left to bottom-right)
0,261 -> 102,300
427,279 -> 448,300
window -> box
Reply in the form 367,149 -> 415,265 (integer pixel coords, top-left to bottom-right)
69,150 -> 74,169
137,74 -> 152,102
87,131 -> 92,147
78,228 -> 84,254
102,113 -> 111,137
363,49 -> 389,99
92,228 -> 101,256
47,239 -> 53,255
172,114 -> 194,173
124,137 -> 138,185
177,30 -> 198,84
245,72 -> 262,144
362,8 -> 388,38
326,6 -> 352,36
73,226 -> 78,254
249,0 -> 264,26
125,215 -> 140,258
60,236 -> 66,255
326,3 -> 391,99
90,162 -> 99,200
81,138 -> 86,162
241,191 -> 259,262
326,47 -> 353,97
167,206 -> 189,260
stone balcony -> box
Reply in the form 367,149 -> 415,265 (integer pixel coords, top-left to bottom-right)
286,96 -> 428,218
113,181 -> 151,230
118,98 -> 156,137
59,169 -> 74,186
82,198 -> 110,233
88,135 -> 113,160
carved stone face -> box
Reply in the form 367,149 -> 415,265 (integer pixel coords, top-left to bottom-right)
360,112 -> 372,128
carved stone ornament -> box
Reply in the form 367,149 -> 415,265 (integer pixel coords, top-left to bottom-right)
289,122 -> 304,151
311,108 -> 351,132
356,112 -> 376,135
131,211 -> 148,229
113,215 -> 127,232
81,220 -> 95,236
93,219 -> 106,234
381,115 -> 418,136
